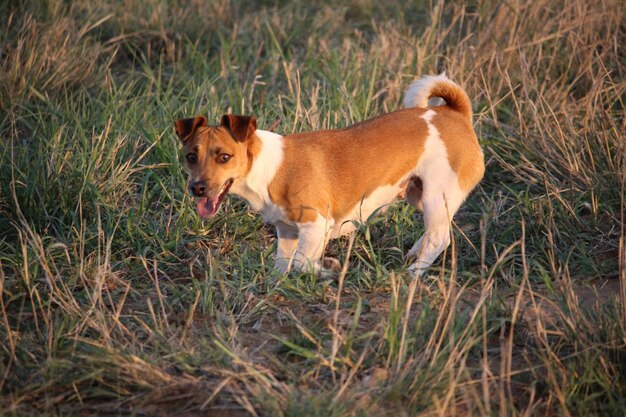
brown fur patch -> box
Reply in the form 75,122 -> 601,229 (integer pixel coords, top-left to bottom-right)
268,108 -> 432,222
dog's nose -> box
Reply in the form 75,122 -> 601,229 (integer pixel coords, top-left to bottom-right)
191,181 -> 207,197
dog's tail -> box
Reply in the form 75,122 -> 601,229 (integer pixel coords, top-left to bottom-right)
403,73 -> 472,121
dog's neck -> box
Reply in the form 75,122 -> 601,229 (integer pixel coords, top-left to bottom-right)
230,129 -> 284,216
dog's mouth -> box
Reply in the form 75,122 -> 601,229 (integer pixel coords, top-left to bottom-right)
196,179 -> 234,218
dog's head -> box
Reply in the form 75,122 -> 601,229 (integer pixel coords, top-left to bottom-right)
175,114 -> 257,217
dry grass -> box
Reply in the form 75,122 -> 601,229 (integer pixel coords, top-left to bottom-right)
1,0 -> 625,415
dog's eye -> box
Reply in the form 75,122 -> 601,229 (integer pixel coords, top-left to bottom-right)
186,153 -> 197,163
218,153 -> 231,163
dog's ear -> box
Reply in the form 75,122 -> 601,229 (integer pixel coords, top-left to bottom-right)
220,114 -> 257,142
175,116 -> 207,142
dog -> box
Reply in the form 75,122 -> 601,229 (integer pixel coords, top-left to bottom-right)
175,74 -> 484,277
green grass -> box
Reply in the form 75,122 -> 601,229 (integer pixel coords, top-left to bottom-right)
1,0 -> 625,415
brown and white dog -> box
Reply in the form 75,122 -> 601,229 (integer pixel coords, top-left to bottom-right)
175,74 -> 484,277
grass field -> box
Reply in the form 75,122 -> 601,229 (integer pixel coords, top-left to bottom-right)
1,0 -> 625,415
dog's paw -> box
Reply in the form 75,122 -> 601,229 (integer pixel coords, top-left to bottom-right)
405,237 -> 424,263
289,257 -> 342,278
406,263 -> 428,280
273,259 -> 291,275
405,246 -> 419,263
322,257 -> 341,272
319,257 -> 341,278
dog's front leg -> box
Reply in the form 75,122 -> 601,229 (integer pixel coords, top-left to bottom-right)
291,220 -> 339,276
274,225 -> 298,274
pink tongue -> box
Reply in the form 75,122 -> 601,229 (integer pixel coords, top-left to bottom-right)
197,197 -> 219,218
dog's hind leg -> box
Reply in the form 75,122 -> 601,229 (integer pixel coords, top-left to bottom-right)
406,177 -> 467,277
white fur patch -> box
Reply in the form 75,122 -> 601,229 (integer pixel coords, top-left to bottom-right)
416,110 -> 454,182
404,73 -> 450,109
230,129 -> 285,223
